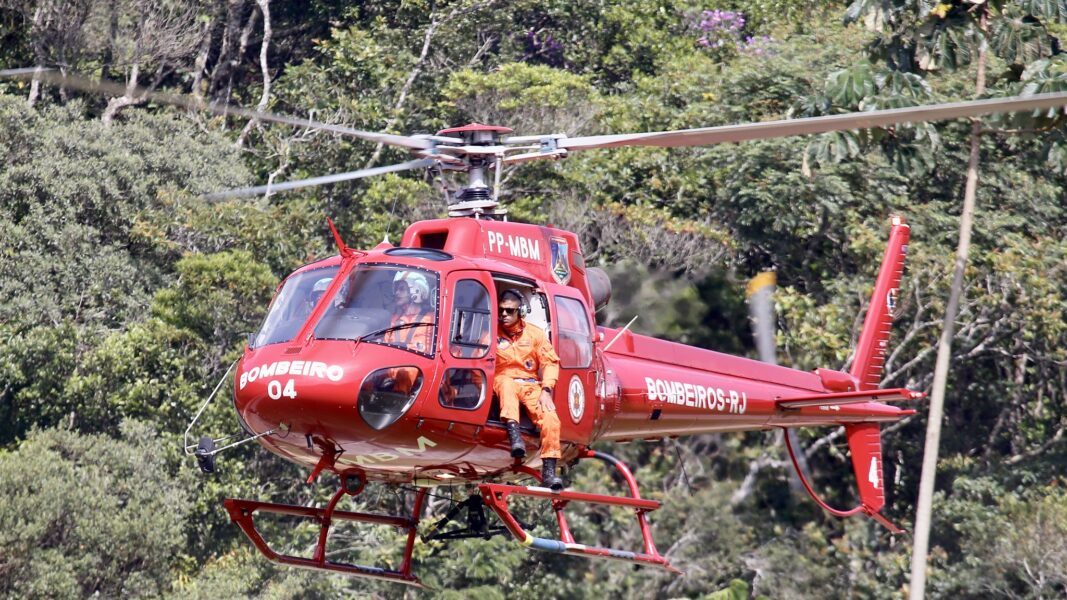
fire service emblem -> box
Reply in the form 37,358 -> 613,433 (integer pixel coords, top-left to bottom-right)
568,374 -> 585,423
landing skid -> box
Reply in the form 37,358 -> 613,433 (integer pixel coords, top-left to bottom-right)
480,450 -> 680,573
224,472 -> 427,588
225,450 -> 679,584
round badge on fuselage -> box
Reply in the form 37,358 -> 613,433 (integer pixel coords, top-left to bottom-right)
568,374 -> 585,424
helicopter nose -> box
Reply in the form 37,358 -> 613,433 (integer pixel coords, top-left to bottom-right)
233,352 -> 426,439
233,356 -> 353,433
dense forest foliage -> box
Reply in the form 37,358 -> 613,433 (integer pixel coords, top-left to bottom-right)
1,0 -> 1066,597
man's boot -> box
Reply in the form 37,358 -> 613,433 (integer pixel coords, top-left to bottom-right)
541,458 -> 564,491
506,421 -> 525,458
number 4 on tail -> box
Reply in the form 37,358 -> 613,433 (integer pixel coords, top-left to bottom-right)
868,456 -> 880,490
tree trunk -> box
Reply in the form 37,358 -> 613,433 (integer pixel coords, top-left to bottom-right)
209,0 -> 246,103
27,5 -> 45,108
102,64 -> 140,124
219,3 -> 257,115
908,12 -> 989,600
101,63 -> 169,124
191,1 -> 223,106
27,66 -> 42,108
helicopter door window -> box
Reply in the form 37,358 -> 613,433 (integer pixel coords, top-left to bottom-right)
252,265 -> 340,348
439,368 -> 486,410
554,296 -> 592,368
314,264 -> 439,356
450,280 -> 491,359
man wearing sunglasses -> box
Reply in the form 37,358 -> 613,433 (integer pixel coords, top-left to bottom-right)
493,289 -> 564,490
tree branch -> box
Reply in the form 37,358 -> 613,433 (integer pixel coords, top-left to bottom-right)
236,0 -> 272,148
1003,422 -> 1065,465
363,0 -> 495,169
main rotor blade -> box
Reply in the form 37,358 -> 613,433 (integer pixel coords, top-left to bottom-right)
559,92 -> 1067,151
202,158 -> 436,200
0,68 -> 432,150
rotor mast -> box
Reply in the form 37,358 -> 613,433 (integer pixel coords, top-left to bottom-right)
433,123 -> 513,218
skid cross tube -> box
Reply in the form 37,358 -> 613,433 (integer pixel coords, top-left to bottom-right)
479,449 -> 680,573
224,485 -> 428,587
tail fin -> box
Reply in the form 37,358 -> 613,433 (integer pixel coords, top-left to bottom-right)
784,218 -> 913,534
845,423 -> 887,511
846,216 -> 911,533
850,216 -> 911,390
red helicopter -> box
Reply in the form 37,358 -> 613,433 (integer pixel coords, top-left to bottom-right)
178,98 -> 1067,587
12,67 -> 1065,587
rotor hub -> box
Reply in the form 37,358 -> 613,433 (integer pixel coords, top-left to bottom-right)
431,123 -> 514,218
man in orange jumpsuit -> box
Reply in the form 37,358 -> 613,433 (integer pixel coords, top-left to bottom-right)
384,271 -> 434,352
494,289 -> 564,490
383,271 -> 434,394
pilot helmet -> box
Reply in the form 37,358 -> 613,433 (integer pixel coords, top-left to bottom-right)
310,277 -> 333,305
393,271 -> 430,304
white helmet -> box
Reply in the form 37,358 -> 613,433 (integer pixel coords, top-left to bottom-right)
394,271 -> 430,303
310,277 -> 332,304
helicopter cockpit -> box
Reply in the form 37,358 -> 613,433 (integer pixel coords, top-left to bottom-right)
250,262 -> 440,356
314,264 -> 440,356
252,264 -> 341,348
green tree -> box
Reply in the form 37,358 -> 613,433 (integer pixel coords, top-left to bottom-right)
0,421 -> 192,599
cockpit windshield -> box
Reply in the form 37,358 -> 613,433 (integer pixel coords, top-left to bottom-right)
252,265 -> 340,348
313,264 -> 439,356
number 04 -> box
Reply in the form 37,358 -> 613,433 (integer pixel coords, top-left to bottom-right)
267,379 -> 298,400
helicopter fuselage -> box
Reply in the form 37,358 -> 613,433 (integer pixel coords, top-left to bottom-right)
233,217 -> 912,485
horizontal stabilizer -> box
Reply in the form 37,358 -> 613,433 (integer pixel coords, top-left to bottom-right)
777,388 -> 925,409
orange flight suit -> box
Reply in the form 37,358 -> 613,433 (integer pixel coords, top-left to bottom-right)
384,309 -> 433,353
384,308 -> 434,394
493,320 -> 562,459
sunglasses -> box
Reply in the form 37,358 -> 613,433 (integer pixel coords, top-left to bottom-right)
499,307 -> 520,316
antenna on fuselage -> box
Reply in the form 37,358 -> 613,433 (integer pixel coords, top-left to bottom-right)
602,315 -> 639,353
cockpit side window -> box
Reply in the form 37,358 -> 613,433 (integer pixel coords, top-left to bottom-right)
252,265 -> 340,348
554,295 -> 592,368
313,264 -> 440,356
450,279 -> 490,359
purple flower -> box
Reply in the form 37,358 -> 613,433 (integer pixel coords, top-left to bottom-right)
694,8 -> 751,55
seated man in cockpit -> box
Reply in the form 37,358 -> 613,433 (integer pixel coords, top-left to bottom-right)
381,272 -> 434,396
308,277 -> 332,311
383,271 -> 433,353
